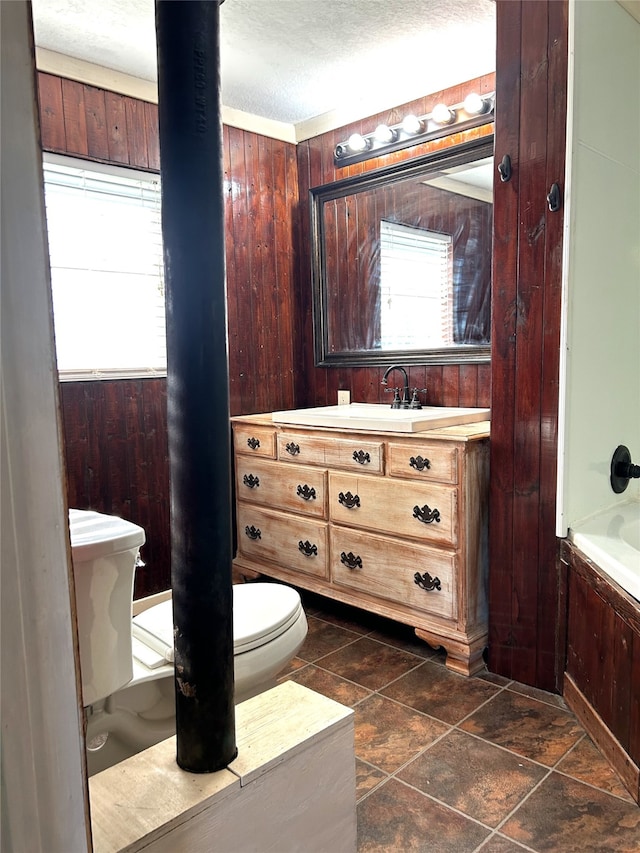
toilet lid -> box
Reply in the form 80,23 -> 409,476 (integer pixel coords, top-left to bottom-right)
233,583 -> 303,653
132,583 -> 303,664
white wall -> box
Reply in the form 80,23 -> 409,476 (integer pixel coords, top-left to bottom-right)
0,2 -> 90,849
558,0 -> 640,534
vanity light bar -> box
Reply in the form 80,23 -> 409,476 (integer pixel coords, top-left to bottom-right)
333,92 -> 495,167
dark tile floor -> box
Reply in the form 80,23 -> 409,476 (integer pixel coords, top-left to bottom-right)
278,591 -> 640,853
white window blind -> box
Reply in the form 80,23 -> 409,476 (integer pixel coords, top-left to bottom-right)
43,156 -> 166,379
379,220 -> 453,349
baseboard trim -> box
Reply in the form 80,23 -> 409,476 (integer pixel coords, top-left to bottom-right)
563,672 -> 639,804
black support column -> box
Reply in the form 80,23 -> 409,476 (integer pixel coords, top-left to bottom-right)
155,0 -> 237,772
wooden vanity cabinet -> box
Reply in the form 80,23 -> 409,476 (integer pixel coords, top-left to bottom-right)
232,414 -> 490,675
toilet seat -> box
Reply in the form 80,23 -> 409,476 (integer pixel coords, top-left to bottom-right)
132,583 -> 304,664
86,582 -> 307,776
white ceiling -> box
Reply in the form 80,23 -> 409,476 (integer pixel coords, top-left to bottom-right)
31,0 -> 496,131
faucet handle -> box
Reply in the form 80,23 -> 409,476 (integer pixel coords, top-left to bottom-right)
409,388 -> 428,409
384,386 -> 403,409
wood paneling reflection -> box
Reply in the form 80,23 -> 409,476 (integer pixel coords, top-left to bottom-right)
323,182 -> 492,353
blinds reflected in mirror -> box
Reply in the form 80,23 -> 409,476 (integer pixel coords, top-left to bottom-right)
379,220 -> 453,350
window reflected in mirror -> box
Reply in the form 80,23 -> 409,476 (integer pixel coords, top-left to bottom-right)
380,221 -> 453,349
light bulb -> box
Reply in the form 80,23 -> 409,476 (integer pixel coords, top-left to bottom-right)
432,103 -> 454,125
374,124 -> 396,144
463,93 -> 487,116
347,133 -> 369,152
401,114 -> 423,135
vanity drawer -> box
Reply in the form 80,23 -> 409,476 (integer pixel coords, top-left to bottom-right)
233,424 -> 276,459
237,505 -> 328,579
236,457 -> 327,518
277,433 -> 384,473
330,527 -> 455,620
329,472 -> 456,546
387,441 -> 458,485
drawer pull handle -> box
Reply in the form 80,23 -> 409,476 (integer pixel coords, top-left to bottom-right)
352,450 -> 371,465
413,504 -> 441,524
414,571 -> 442,592
243,473 -> 260,489
340,551 -> 363,570
296,484 -> 317,501
244,525 -> 261,540
338,491 -> 360,509
285,442 -> 300,456
409,455 -> 431,472
247,437 -> 260,450
298,540 -> 318,557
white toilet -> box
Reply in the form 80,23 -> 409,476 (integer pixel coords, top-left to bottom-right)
68,509 -> 308,776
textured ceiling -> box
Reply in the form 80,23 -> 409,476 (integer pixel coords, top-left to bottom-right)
31,0 -> 496,127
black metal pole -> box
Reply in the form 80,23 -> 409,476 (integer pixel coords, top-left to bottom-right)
155,0 -> 237,772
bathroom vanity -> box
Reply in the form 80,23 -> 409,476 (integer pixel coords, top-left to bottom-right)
231,410 -> 490,675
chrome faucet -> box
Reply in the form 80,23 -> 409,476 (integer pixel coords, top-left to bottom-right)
381,365 -> 410,409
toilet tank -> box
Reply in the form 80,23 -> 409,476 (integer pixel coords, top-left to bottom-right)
69,509 -> 145,707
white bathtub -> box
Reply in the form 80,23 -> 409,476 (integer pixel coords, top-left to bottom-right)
569,499 -> 640,603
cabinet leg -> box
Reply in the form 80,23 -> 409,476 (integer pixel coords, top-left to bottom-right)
414,629 -> 487,677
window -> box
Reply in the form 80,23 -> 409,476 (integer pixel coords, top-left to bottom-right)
43,155 -> 166,379
379,220 -> 453,349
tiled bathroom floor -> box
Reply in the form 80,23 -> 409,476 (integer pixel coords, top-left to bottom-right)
278,591 -> 640,853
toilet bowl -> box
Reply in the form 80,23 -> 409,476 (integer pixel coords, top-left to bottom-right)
68,509 -> 308,776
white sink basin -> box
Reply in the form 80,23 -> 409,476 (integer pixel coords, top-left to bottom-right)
271,403 -> 490,433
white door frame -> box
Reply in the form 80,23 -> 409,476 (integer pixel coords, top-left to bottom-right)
1,2 -> 91,849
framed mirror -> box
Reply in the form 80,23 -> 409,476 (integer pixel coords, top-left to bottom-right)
310,136 -> 494,366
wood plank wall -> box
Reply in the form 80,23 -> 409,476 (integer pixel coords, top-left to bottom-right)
60,379 -> 170,596
295,73 -> 495,411
38,73 -> 299,595
563,542 -> 640,799
489,0 -> 568,691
